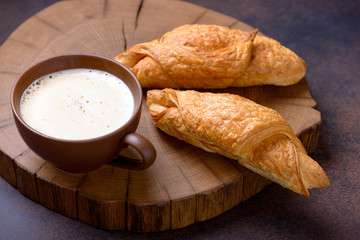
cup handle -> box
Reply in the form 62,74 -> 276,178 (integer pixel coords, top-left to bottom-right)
110,132 -> 156,170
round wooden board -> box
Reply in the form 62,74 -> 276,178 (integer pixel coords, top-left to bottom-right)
0,0 -> 321,232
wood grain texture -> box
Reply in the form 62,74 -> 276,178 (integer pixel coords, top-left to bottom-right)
0,0 -> 320,232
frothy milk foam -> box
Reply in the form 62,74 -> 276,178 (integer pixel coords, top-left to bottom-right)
20,68 -> 135,140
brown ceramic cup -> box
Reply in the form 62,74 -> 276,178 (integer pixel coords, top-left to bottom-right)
11,54 -> 156,173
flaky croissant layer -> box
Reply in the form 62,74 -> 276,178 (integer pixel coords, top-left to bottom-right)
115,24 -> 306,89
146,89 -> 330,197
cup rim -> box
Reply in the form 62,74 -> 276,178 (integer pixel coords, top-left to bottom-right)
10,54 -> 143,143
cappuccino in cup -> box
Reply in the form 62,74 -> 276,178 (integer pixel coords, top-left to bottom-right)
20,68 -> 134,140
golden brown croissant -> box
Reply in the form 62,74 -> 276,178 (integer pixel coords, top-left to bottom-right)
114,24 -> 306,88
146,89 -> 330,197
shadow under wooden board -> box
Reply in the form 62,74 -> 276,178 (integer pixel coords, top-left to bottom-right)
0,0 -> 320,232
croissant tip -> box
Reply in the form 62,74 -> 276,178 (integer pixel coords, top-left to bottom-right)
302,190 -> 310,198
249,28 -> 259,40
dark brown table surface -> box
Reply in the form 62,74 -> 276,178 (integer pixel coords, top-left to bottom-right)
1,0 -> 359,239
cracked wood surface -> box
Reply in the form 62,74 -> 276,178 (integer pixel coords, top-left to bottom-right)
0,0 -> 320,232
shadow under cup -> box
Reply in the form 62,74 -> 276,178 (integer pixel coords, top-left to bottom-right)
11,54 -> 156,173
